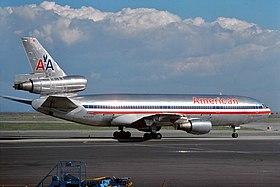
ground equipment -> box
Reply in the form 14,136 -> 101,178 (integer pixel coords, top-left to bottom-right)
37,161 -> 132,187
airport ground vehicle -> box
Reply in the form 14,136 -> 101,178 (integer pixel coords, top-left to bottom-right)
37,161 -> 132,187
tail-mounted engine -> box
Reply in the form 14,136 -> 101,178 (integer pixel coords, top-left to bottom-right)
14,74 -> 87,95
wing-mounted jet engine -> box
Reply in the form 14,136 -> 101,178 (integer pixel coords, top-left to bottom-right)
175,120 -> 212,135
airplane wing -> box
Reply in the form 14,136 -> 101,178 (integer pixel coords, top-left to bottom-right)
111,113 -> 186,127
0,95 -> 32,105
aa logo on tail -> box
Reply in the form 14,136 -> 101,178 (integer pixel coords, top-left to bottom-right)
35,55 -> 54,71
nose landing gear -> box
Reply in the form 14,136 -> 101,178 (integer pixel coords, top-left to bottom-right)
231,126 -> 240,138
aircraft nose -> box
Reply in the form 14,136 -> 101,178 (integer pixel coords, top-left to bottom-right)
262,103 -> 272,116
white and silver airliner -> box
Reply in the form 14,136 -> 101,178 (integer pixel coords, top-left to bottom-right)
2,37 -> 271,139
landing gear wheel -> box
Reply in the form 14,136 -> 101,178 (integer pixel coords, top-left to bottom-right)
232,133 -> 238,138
113,131 -> 131,139
143,133 -> 162,139
124,131 -> 131,138
114,132 -> 120,139
156,133 -> 162,139
113,131 -> 120,139
144,133 -> 150,140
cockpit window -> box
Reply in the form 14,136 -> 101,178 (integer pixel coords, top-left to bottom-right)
262,104 -> 269,109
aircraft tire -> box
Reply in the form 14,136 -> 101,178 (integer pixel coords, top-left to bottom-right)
232,133 -> 238,138
114,131 -> 131,139
113,131 -> 120,139
125,131 -> 131,138
143,133 -> 162,139
156,133 -> 162,139
144,133 -> 151,140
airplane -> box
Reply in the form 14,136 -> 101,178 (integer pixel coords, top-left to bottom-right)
1,37 -> 272,139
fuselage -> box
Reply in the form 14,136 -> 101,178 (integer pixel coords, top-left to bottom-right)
62,94 -> 271,127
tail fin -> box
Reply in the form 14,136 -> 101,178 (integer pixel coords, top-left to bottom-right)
21,37 -> 66,77
14,37 -> 87,95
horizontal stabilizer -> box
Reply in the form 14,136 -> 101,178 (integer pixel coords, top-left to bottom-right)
41,96 -> 78,112
0,95 -> 32,105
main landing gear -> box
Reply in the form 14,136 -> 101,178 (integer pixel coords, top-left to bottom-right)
113,126 -> 131,139
143,132 -> 162,140
113,126 -> 162,140
141,126 -> 162,140
231,125 -> 240,138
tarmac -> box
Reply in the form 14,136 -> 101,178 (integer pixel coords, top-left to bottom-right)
0,129 -> 280,186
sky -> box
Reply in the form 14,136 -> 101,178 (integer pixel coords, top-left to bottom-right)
0,0 -> 279,112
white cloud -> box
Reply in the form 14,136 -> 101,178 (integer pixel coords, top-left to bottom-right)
40,1 -> 110,21
109,8 -> 181,32
183,17 -> 205,26
56,18 -> 84,44
30,19 -> 84,45
11,4 -> 38,20
215,17 -> 258,32
39,1 -> 181,33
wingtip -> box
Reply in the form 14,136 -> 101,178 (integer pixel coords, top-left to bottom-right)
0,95 -> 32,105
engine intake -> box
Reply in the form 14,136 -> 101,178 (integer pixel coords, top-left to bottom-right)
14,75 -> 87,95
176,120 -> 212,135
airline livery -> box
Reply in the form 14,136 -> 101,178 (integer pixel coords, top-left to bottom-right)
2,37 -> 271,139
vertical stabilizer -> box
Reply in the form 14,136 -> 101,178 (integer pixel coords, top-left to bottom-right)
21,37 -> 66,77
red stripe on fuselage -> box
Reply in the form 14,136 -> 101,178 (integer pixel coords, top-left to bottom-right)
87,110 -> 271,115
